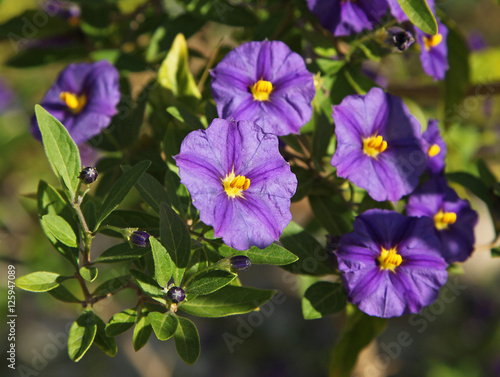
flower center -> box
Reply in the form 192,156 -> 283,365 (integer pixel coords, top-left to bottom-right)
60,92 -> 87,114
222,171 -> 251,199
362,135 -> 388,158
423,34 -> 443,51
428,143 -> 440,157
377,247 -> 402,272
250,80 -> 273,101
434,209 -> 457,230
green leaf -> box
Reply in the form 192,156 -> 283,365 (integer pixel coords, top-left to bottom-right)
79,266 -> 98,282
41,214 -> 78,248
477,159 -> 498,188
68,311 -> 97,362
48,285 -> 81,303
329,307 -> 387,377
167,105 -> 204,130
218,243 -> 298,266
491,247 -> 500,258
147,312 -> 179,341
100,210 -> 159,238
180,285 -> 276,318
302,282 -> 347,320
174,317 -> 200,365
291,166 -> 315,202
95,160 -> 151,229
106,309 -> 137,337
158,33 -> 201,100
129,269 -> 166,304
35,105 -> 81,200
16,271 -> 63,292
92,275 -> 131,296
94,243 -> 151,264
150,237 -> 173,287
128,170 -> 170,214
309,194 -> 354,236
160,202 -> 191,285
93,314 -> 117,357
311,110 -> 334,169
395,0 -> 438,35
133,309 -> 152,351
446,172 -> 493,208
184,270 -> 236,296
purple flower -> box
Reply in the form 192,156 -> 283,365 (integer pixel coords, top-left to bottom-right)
30,61 -> 120,145
467,30 -> 488,51
422,119 -> 446,175
174,119 -> 297,250
416,21 -> 449,80
307,0 -> 389,37
406,176 -> 478,263
210,40 -> 315,136
331,87 -> 427,202
336,209 -> 448,318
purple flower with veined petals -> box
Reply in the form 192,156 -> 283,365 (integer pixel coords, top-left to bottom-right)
30,61 -> 120,145
331,87 -> 427,202
210,40 -> 315,136
307,0 -> 389,37
416,21 -> 449,81
422,119 -> 446,175
174,118 -> 297,250
406,176 -> 478,263
336,209 -> 448,318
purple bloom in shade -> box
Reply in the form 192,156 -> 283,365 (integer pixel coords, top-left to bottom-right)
336,209 -> 448,318
30,61 -> 120,145
406,176 -> 478,264
422,119 -> 446,175
331,87 -> 427,202
174,118 -> 297,251
467,30 -> 488,51
307,0 -> 389,37
416,21 -> 449,81
210,40 -> 315,136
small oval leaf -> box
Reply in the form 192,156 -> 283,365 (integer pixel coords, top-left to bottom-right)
147,312 -> 179,341
16,271 -> 62,292
174,317 -> 200,365
68,311 -> 97,362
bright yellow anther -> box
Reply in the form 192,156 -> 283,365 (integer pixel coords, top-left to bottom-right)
428,144 -> 441,157
423,33 -> 443,51
434,209 -> 457,230
222,170 -> 251,199
60,92 -> 87,114
250,80 -> 273,101
377,247 -> 402,272
363,135 -> 388,158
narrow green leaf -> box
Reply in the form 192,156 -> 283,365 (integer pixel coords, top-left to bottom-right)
309,195 -> 354,236
180,285 -> 276,318
35,105 -> 81,199
16,271 -> 62,292
94,243 -> 151,264
150,237 -> 173,287
302,282 -> 347,320
93,315 -> 117,357
68,311 -> 97,362
167,105 -> 204,130
311,110 -> 334,169
395,0 -> 438,35
477,159 -> 497,188
48,285 -> 81,303
127,169 -> 170,214
184,270 -> 236,296
41,214 -> 78,248
133,309 -> 152,351
174,317 -> 200,365
147,312 -> 179,341
129,269 -> 166,304
99,210 -> 159,238
95,160 -> 151,229
160,202 -> 191,285
218,243 -> 298,266
291,166 -> 315,202
79,266 -> 98,282
92,275 -> 131,297
106,309 -> 137,337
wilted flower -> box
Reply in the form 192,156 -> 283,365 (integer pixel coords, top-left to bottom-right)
335,209 -> 448,318
174,118 -> 297,250
422,119 -> 446,175
406,176 -> 478,263
211,40 -> 315,136
30,61 -> 120,145
331,87 -> 427,202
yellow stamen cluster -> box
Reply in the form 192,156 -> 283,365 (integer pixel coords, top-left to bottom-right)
250,80 -> 273,101
60,92 -> 87,114
362,135 -> 388,158
428,144 -> 441,157
423,33 -> 443,51
222,171 -> 251,199
377,247 -> 402,272
434,209 -> 457,230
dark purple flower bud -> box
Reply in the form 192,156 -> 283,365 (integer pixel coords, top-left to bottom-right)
230,255 -> 251,271
129,231 -> 150,248
78,166 -> 98,184
386,28 -> 414,52
167,287 -> 186,304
